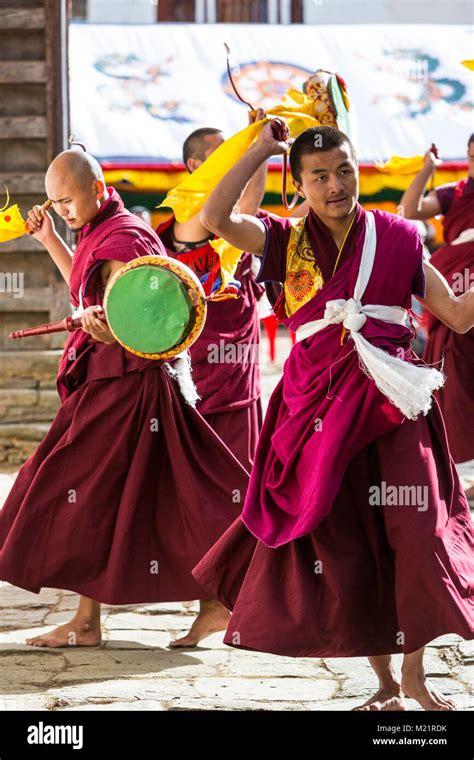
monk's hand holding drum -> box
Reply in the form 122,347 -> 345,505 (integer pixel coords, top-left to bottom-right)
80,305 -> 115,344
26,205 -> 56,244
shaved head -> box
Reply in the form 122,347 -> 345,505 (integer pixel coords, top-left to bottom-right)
46,150 -> 104,188
182,128 -> 224,173
45,149 -> 108,231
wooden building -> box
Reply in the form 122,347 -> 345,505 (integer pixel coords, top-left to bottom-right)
0,0 -> 70,467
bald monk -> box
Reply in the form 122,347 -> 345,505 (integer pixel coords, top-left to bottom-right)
0,149 -> 250,649
400,137 -> 474,486
191,121 -> 474,711
156,112 -> 266,478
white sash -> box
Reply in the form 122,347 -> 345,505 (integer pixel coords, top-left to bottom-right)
294,212 -> 444,420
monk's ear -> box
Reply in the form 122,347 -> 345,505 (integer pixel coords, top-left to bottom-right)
94,180 -> 106,200
293,180 -> 305,199
187,158 -> 201,174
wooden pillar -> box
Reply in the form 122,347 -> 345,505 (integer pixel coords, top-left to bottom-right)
0,0 -> 70,468
0,0 -> 70,349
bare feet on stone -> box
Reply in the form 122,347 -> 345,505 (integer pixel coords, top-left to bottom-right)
169,598 -> 231,648
353,685 -> 407,711
401,670 -> 457,711
25,619 -> 102,648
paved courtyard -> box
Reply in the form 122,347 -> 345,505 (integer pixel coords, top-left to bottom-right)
0,329 -> 472,711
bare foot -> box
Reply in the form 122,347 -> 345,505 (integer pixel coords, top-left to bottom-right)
353,685 -> 407,711
169,599 -> 230,648
401,672 -> 457,711
25,619 -> 102,648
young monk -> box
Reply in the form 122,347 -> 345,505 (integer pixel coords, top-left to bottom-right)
0,149 -> 249,649
400,136 -> 474,477
191,121 -> 474,711
156,112 -> 266,479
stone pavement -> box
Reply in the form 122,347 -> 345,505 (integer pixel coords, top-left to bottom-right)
0,586 -> 472,712
0,328 -> 472,711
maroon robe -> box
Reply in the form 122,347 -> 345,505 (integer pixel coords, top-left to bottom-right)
192,205 -> 473,658
156,214 -> 265,471
0,189 -> 249,605
423,177 -> 474,463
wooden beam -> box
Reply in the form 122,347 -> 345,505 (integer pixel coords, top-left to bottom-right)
0,173 -> 45,194
0,235 -> 44,253
0,8 -> 45,29
0,61 -> 47,83
0,288 -> 53,313
45,0 -> 69,162
45,0 -> 70,249
0,116 -> 47,139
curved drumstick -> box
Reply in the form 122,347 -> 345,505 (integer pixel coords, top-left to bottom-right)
270,119 -> 298,212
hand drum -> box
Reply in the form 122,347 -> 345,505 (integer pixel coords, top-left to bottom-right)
104,255 -> 207,360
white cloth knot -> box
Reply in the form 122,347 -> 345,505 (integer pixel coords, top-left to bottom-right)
323,298 -> 367,332
293,212 -> 444,420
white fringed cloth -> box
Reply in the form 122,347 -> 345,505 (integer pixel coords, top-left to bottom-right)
295,212 -> 444,420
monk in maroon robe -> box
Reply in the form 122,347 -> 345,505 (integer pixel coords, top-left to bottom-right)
0,150 -> 249,649
401,136 -> 474,476
191,122 -> 474,711
156,121 -> 266,477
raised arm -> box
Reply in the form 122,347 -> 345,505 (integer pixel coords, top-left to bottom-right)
200,118 -> 292,256
417,260 -> 474,333
399,149 -> 442,221
26,205 -> 73,285
236,108 -> 268,216
237,161 -> 267,217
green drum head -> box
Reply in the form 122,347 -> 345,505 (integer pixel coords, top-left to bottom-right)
106,264 -> 195,355
328,75 -> 351,137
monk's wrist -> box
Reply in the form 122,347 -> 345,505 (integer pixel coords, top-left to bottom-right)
248,141 -> 276,163
420,163 -> 436,180
43,229 -> 64,250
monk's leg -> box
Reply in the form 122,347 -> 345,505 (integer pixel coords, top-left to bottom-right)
169,596 -> 230,648
26,595 -> 102,648
401,647 -> 457,710
353,655 -> 406,711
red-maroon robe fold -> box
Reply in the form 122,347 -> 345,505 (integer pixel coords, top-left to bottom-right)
192,205 -> 473,658
423,179 -> 474,463
244,207 -> 426,547
157,214 -> 265,470
0,189 -> 249,605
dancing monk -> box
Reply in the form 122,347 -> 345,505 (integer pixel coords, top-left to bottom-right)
157,113 -> 266,474
0,150 -> 249,649
192,121 -> 474,711
400,135 -> 474,473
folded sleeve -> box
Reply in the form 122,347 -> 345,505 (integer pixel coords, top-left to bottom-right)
411,234 -> 426,299
256,214 -> 294,285
435,183 -> 456,216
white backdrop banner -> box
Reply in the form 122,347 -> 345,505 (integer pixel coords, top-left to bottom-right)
69,23 -> 474,163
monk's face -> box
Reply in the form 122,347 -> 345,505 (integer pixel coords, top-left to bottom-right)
294,144 -> 359,222
45,174 -> 107,232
